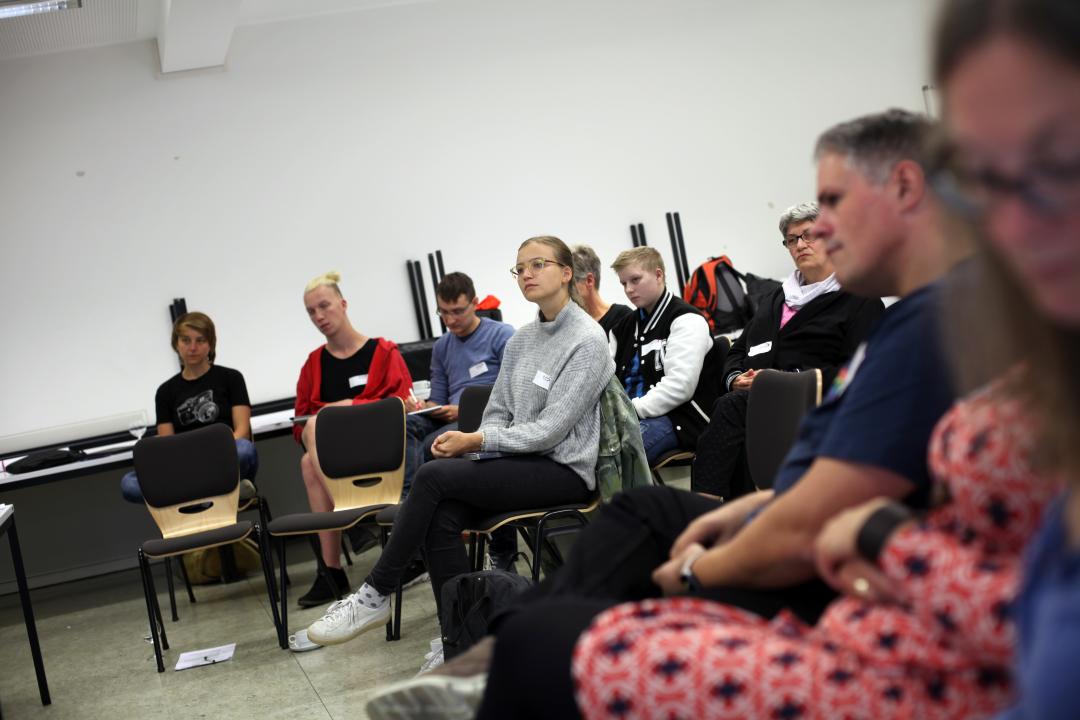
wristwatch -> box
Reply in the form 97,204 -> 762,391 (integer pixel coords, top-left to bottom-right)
679,550 -> 706,594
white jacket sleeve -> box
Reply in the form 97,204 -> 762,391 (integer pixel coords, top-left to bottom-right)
632,313 -> 712,419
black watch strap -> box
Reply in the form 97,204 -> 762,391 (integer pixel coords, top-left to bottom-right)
856,503 -> 914,563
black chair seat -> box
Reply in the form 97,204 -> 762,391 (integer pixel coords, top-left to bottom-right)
267,505 -> 388,536
375,505 -> 398,525
142,521 -> 253,559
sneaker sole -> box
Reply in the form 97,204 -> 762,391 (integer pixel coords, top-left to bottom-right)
366,675 -> 485,720
307,604 -> 390,646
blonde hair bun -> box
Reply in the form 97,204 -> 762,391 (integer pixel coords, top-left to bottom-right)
305,271 -> 342,294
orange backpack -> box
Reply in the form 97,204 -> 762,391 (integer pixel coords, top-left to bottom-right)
682,256 -> 751,333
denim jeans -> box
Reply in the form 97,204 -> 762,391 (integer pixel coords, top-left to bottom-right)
120,437 -> 259,503
638,415 -> 679,465
405,414 -> 455,499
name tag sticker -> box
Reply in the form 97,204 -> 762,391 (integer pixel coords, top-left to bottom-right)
747,341 -> 773,357
348,374 -> 368,388
469,361 -> 489,378
640,339 -> 664,356
532,370 -> 552,390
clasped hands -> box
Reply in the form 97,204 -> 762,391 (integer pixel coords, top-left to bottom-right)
430,430 -> 483,459
652,495 -> 909,605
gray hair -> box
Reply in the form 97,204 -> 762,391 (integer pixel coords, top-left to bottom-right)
814,108 -> 935,183
778,202 -> 820,239
571,244 -> 602,290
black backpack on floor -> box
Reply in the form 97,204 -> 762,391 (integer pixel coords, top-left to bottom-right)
439,569 -> 531,660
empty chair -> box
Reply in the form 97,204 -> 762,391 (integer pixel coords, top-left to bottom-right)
265,397 -> 406,648
133,424 -> 277,673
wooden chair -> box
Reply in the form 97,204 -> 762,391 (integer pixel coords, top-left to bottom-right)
264,397 -> 406,649
133,424 -> 278,673
745,368 -> 823,490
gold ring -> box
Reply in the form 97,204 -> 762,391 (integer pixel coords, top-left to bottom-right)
852,577 -> 870,595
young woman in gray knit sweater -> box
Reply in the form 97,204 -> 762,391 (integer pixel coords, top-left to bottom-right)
307,235 -> 615,647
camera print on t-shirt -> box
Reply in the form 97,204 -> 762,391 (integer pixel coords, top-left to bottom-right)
176,390 -> 220,427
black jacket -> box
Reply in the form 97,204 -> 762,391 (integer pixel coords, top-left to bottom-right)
723,288 -> 884,390
611,291 -> 721,449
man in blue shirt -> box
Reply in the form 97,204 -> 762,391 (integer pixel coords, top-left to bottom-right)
404,272 -> 514,492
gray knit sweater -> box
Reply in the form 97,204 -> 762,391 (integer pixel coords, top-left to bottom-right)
479,300 -> 615,489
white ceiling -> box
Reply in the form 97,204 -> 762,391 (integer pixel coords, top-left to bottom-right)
0,0 -> 439,63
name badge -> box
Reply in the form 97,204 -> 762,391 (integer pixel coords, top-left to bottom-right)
469,361 -> 489,379
747,341 -> 773,357
532,370 -> 552,390
640,339 -> 664,356
348,374 -> 368,388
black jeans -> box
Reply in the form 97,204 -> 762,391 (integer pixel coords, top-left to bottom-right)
478,485 -> 838,720
365,455 -> 590,619
691,389 -> 756,498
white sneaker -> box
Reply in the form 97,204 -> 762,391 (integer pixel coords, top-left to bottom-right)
417,638 -> 444,675
366,673 -> 486,720
306,592 -> 389,645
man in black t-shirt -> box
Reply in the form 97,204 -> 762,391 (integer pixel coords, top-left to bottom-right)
120,313 -> 259,503
155,364 -> 251,433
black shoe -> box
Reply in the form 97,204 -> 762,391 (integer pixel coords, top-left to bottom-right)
297,567 -> 349,608
346,525 -> 380,554
400,557 -> 429,589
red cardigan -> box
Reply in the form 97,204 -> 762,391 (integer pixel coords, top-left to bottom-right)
293,337 -> 413,443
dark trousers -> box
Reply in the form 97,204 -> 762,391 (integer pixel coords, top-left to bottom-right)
478,485 -> 838,720
405,415 -> 517,559
366,455 -> 590,619
691,389 -> 756,498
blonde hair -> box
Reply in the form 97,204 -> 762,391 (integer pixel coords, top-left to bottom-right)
305,271 -> 343,297
518,236 -> 583,308
611,247 -> 665,275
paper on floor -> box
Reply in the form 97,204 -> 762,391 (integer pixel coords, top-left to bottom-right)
174,643 -> 236,671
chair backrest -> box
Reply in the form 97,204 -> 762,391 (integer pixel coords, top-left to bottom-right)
745,369 -> 822,490
458,385 -> 494,434
314,397 -> 407,510
397,338 -> 438,382
133,423 -> 240,539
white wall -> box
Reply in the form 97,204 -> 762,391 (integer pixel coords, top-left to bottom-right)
0,0 -> 938,439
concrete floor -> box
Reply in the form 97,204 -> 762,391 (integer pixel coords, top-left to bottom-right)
0,468 -> 690,719
0,546 -> 441,720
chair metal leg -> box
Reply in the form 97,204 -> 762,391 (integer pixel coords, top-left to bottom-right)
177,556 -> 197,603
163,557 -> 179,622
277,537 -> 289,650
341,535 -> 354,566
259,497 -> 289,587
392,580 -> 403,642
138,550 -> 166,672
530,524 -> 544,583
255,525 -> 284,649
474,533 -> 488,572
467,532 -> 478,570
7,520 -> 50,704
